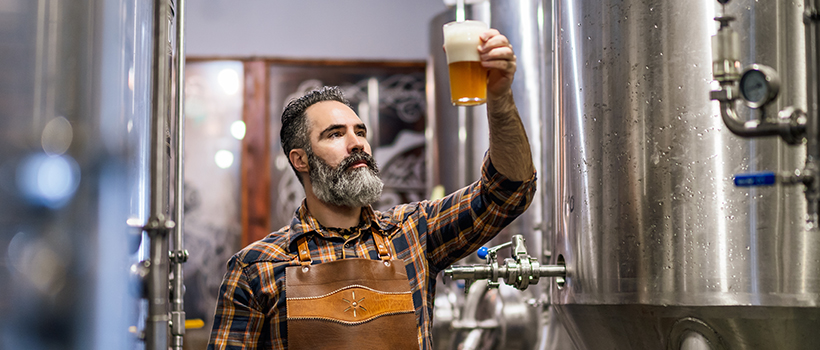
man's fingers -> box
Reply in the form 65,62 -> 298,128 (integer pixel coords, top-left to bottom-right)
481,59 -> 516,73
479,33 -> 511,53
480,46 -> 515,61
479,28 -> 501,43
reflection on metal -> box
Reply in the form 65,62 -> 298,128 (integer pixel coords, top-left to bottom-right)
444,235 -> 566,291
170,0 -> 188,349
429,1 -> 576,349
0,0 -> 153,348
667,318 -> 724,350
444,280 -> 539,350
679,333 -> 713,350
144,0 -> 174,348
553,0 -> 820,349
805,0 -> 820,224
144,0 -> 186,349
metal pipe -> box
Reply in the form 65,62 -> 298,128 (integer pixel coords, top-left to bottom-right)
146,227 -> 171,350
447,265 -> 494,280
538,265 -> 567,277
710,13 -> 805,145
460,329 -> 484,350
452,280 -> 495,349
149,1 -> 171,220
146,0 -> 174,349
443,234 -> 566,290
717,99 -> 797,140
170,0 -> 187,348
804,0 -> 820,223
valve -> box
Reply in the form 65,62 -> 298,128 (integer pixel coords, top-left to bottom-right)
443,235 -> 566,292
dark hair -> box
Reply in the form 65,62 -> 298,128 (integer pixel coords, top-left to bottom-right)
280,86 -> 354,182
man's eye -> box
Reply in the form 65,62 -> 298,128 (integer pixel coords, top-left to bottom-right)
357,131 -> 366,137
329,132 -> 341,138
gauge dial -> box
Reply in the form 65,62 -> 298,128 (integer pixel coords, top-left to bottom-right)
739,64 -> 780,109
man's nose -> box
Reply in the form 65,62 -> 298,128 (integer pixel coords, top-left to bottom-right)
347,132 -> 366,153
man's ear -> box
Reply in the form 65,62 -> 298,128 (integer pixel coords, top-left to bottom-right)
289,148 -> 309,173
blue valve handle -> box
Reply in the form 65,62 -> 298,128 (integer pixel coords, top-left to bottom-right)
477,246 -> 489,260
734,171 -> 776,187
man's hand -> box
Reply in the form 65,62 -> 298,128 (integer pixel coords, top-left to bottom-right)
479,29 -> 517,100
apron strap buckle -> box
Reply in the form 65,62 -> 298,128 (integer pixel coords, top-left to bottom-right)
372,233 -> 392,262
297,237 -> 312,267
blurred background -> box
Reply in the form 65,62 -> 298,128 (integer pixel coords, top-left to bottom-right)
3,0 -> 820,350
0,0 -> 444,349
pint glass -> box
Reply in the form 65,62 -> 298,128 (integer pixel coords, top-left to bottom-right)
443,20 -> 488,106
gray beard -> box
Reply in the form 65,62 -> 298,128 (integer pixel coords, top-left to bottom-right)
307,150 -> 383,208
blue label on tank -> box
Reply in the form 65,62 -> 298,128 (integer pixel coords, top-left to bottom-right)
734,172 -> 776,187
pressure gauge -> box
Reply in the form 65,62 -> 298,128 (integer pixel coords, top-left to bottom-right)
739,64 -> 780,109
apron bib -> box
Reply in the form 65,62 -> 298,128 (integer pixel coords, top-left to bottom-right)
286,233 -> 418,349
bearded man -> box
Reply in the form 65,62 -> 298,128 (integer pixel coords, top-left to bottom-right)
208,29 -> 535,350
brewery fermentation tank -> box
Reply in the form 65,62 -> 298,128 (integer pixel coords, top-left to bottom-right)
429,1 -> 578,349
0,1 -> 187,349
552,0 -> 820,349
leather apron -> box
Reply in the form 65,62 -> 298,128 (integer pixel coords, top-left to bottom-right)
285,233 -> 418,350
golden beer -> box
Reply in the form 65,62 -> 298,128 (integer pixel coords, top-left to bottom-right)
443,20 -> 489,106
447,61 -> 487,106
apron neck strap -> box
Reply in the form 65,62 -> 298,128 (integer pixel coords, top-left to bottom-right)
297,236 -> 312,267
297,233 -> 392,264
372,232 -> 391,261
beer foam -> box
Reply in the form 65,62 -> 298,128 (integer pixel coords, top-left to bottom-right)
443,20 -> 488,64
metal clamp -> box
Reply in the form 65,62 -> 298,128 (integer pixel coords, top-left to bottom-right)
444,235 -> 566,292
169,249 -> 189,263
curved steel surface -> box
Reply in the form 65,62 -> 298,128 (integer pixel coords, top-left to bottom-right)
552,0 -> 819,348
429,1 -> 575,349
0,0 -> 151,349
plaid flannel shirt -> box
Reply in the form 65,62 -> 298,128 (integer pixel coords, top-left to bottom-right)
208,157 -> 536,349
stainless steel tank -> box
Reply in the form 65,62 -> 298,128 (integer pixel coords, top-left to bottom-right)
551,0 -> 820,349
0,0 -> 156,349
428,1 -> 574,349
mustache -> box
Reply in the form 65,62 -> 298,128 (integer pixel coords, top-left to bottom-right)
338,152 -> 379,174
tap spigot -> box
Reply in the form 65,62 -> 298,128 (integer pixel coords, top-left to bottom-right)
443,235 -> 567,292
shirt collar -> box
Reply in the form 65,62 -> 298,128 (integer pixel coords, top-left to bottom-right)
287,200 -> 394,249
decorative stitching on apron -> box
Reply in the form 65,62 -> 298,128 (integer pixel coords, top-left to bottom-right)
287,310 -> 416,326
286,284 -> 412,301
